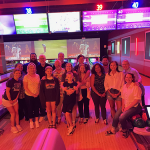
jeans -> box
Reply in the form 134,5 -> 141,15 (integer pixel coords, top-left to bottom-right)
91,91 -> 107,120
112,104 -> 142,130
78,89 -> 89,118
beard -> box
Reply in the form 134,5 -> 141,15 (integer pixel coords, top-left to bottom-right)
30,59 -> 38,64
103,63 -> 108,66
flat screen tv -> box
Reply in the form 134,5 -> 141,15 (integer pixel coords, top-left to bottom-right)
48,12 -> 81,33
117,7 -> 150,29
4,41 -> 32,60
14,13 -> 49,34
0,15 -> 16,35
82,10 -> 117,31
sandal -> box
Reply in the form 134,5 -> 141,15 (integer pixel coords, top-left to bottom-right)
52,124 -> 56,129
105,130 -> 115,136
48,124 -> 53,128
79,118 -> 83,124
84,118 -> 88,124
122,130 -> 129,138
95,119 -> 99,123
103,120 -> 108,125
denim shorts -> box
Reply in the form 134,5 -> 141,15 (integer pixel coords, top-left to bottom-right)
107,88 -> 122,101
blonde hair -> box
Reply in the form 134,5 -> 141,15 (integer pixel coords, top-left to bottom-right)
27,63 -> 36,73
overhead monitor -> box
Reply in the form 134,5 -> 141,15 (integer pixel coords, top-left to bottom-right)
0,15 -> 16,35
48,12 -> 81,33
82,10 -> 117,31
34,40 -> 67,59
4,41 -> 32,60
14,13 -> 49,34
117,7 -> 150,29
67,38 -> 100,58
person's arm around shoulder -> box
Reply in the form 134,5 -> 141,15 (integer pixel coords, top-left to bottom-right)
90,74 -> 102,97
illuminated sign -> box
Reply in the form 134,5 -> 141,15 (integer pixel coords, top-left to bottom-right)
97,4 -> 103,11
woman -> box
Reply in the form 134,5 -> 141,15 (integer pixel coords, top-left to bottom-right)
23,63 -> 40,128
2,69 -> 22,133
40,66 -> 60,128
104,61 -> 124,118
78,64 -> 90,124
106,73 -> 142,138
10,63 -> 28,121
61,63 -> 80,127
91,63 -> 107,124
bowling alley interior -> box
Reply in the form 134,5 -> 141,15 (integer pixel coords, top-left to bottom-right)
0,0 -> 150,149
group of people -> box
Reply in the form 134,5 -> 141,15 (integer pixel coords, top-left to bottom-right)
2,52 -> 144,137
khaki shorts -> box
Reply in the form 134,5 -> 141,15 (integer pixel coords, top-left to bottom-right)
2,98 -> 18,108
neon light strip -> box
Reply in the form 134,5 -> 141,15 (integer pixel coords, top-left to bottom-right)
149,45 -> 150,57
135,38 -> 138,55
117,41 -> 120,53
124,40 -> 126,54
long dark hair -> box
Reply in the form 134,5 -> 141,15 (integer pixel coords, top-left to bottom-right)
91,63 -> 105,75
108,61 -> 120,76
65,63 -> 74,73
78,64 -> 87,82
124,73 -> 135,83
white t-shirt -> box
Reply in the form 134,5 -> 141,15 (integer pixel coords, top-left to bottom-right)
104,71 -> 124,91
23,74 -> 40,96
121,82 -> 141,108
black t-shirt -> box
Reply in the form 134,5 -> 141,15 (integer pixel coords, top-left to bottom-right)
74,64 -> 90,72
3,78 -> 22,100
53,61 -> 67,70
41,79 -> 57,102
37,63 -> 52,79
63,81 -> 77,96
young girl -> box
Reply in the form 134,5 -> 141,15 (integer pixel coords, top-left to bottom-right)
2,68 -> 23,133
40,66 -> 60,128
78,64 -> 90,124
62,72 -> 77,135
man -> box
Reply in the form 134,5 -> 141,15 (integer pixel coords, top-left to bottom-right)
53,60 -> 65,124
42,44 -> 46,54
37,55 -> 52,79
37,55 -> 52,122
122,60 -> 145,106
53,52 -> 67,70
23,53 -> 40,74
102,56 -> 109,74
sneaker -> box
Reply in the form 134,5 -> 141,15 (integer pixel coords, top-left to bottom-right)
16,125 -> 23,132
35,121 -> 39,128
11,127 -> 18,133
67,126 -> 74,136
39,117 -> 44,123
30,122 -> 34,129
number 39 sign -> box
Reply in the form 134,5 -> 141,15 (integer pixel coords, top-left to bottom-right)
96,4 -> 103,11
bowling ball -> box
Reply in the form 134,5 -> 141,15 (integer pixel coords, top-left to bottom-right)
133,118 -> 145,128
131,114 -> 141,121
146,119 -> 150,127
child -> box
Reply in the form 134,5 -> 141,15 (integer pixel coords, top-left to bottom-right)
78,64 -> 90,124
2,68 -> 23,133
62,72 -> 77,135
40,66 -> 60,128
